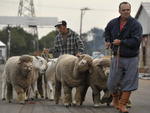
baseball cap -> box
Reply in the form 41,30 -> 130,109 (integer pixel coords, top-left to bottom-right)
55,20 -> 67,27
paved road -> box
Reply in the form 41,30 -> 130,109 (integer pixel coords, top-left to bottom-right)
0,64 -> 149,113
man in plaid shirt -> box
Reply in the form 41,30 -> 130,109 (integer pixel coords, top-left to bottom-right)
54,20 -> 85,57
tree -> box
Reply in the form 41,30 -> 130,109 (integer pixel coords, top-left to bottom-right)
0,27 -> 36,56
39,30 -> 58,51
0,28 -> 8,44
82,27 -> 104,55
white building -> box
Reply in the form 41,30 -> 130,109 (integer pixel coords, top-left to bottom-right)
0,41 -> 6,63
135,2 -> 150,72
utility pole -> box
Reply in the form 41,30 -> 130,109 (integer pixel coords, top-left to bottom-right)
79,7 -> 91,39
7,25 -> 11,59
18,0 -> 35,17
18,0 -> 39,51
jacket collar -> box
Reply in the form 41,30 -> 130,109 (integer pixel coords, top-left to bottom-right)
117,16 -> 132,22
116,16 -> 133,33
58,28 -> 73,38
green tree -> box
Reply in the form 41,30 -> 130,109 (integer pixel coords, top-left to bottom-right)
39,30 -> 58,50
0,28 -> 8,44
0,27 -> 36,56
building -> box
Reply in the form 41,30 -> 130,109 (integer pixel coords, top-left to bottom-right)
0,41 -> 6,63
135,2 -> 150,72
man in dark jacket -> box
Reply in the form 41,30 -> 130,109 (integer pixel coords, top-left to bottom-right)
104,2 -> 142,113
54,20 -> 84,57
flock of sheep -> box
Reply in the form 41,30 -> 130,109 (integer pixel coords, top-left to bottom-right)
1,54 -> 112,107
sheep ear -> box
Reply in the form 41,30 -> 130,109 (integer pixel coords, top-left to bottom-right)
89,67 -> 93,73
88,60 -> 93,66
35,56 -> 39,60
17,59 -> 22,64
98,60 -> 110,67
30,57 -> 33,62
97,64 -> 103,68
76,54 -> 81,58
77,54 -> 84,59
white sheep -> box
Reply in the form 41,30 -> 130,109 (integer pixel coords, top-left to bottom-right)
44,58 -> 58,100
1,55 -> 47,103
1,55 -> 33,104
28,56 -> 47,99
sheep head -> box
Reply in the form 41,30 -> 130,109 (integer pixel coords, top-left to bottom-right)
98,58 -> 111,77
90,58 -> 111,78
77,54 -> 93,72
18,55 -> 33,76
33,56 -> 48,73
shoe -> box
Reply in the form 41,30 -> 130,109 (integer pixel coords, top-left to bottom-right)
118,92 -> 131,113
112,93 -> 120,109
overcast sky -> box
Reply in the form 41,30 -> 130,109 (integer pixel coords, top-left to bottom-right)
0,0 -> 149,38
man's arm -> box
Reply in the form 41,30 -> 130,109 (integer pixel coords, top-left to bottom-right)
104,22 -> 112,48
75,35 -> 85,54
53,36 -> 59,58
121,22 -> 143,48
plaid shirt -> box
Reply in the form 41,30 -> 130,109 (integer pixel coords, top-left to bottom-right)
54,29 -> 84,57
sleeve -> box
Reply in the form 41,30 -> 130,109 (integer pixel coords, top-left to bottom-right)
121,22 -> 143,49
53,36 -> 59,58
75,34 -> 85,53
104,21 -> 112,43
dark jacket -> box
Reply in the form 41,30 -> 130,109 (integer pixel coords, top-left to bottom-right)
104,16 -> 143,57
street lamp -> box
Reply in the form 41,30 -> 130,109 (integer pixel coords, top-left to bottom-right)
80,7 -> 91,38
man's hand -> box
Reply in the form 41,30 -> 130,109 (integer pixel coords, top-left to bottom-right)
112,39 -> 121,46
105,42 -> 111,49
76,52 -> 82,57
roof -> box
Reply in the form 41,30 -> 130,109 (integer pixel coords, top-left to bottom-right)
135,2 -> 150,19
0,41 -> 6,47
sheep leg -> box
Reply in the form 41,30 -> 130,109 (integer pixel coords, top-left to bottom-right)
1,77 -> 6,100
37,74 -> 44,98
17,93 -> 26,104
52,83 -> 55,100
91,86 -> 101,107
48,81 -> 54,100
54,81 -> 61,104
32,81 -> 40,99
14,86 -> 25,104
101,88 -> 112,105
25,86 -> 32,100
74,85 -> 89,106
6,82 -> 13,103
44,73 -> 48,99
45,82 -> 48,99
63,84 -> 72,107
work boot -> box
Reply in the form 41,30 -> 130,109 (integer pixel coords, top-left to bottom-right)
112,93 -> 120,109
118,91 -> 131,113
126,100 -> 132,108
